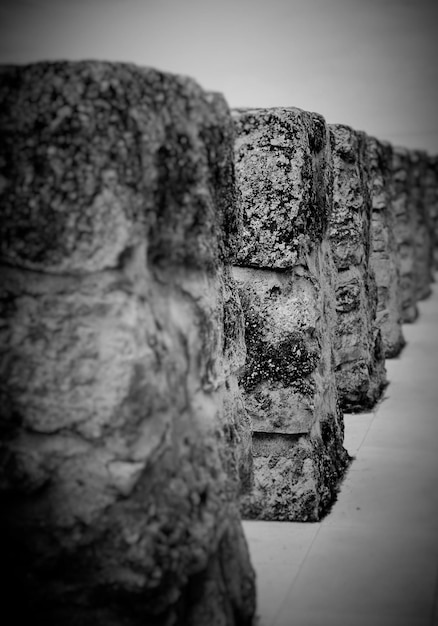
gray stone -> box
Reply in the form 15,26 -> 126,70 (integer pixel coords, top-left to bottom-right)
424,154 -> 438,269
233,107 -> 331,270
328,125 -> 388,411
409,150 -> 434,301
367,136 -> 405,357
0,61 -> 255,626
391,147 -> 419,322
232,107 -> 350,522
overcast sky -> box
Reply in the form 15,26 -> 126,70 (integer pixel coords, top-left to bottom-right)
1,0 -> 438,153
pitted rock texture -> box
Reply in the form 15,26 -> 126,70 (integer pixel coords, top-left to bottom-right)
232,107 -> 332,269
234,254 -> 350,521
409,150 -> 434,301
234,264 -> 329,437
0,61 -> 255,626
367,136 -> 405,358
391,147 -> 419,322
243,419 -> 350,522
424,155 -> 438,269
232,108 -> 350,521
328,125 -> 387,411
0,63 -> 242,273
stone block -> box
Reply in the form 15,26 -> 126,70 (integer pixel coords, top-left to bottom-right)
391,147 -> 418,322
328,125 -> 388,410
391,147 -> 434,321
232,108 -> 350,522
367,136 -> 405,357
0,61 -> 255,626
233,107 -> 332,269
409,150 -> 434,301
423,155 -> 438,269
244,418 -> 349,522
233,265 -> 328,437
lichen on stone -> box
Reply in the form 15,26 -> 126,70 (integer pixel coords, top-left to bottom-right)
327,125 -> 388,410
0,60 -> 255,626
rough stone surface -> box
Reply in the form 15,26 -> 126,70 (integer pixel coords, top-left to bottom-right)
232,108 -> 350,522
409,150 -> 434,301
391,147 -> 419,322
366,136 -> 405,358
233,107 -> 331,270
328,125 -> 387,411
0,61 -> 255,626
424,154 -> 438,269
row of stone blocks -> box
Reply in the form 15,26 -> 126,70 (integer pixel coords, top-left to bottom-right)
232,109 -> 435,524
0,61 -> 437,625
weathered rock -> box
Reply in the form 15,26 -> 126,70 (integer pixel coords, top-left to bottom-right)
366,136 -> 405,357
232,107 -> 350,522
409,150 -> 434,301
424,154 -> 438,269
391,147 -> 419,322
328,125 -> 387,411
233,107 -> 331,269
0,61 -> 255,626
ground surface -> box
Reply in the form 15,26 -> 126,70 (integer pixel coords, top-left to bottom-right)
243,275 -> 438,626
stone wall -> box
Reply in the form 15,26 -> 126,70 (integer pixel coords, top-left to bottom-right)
231,107 -> 350,522
327,125 -> 387,411
0,62 -> 255,626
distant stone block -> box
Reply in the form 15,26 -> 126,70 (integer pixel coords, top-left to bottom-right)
391,147 -> 434,321
409,150 -> 434,301
366,136 -> 405,357
328,125 -> 388,410
424,154 -> 438,269
392,147 -> 419,322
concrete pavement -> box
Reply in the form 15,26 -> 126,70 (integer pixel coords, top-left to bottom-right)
243,277 -> 438,626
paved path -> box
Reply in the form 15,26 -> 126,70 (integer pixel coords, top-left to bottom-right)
243,278 -> 438,626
